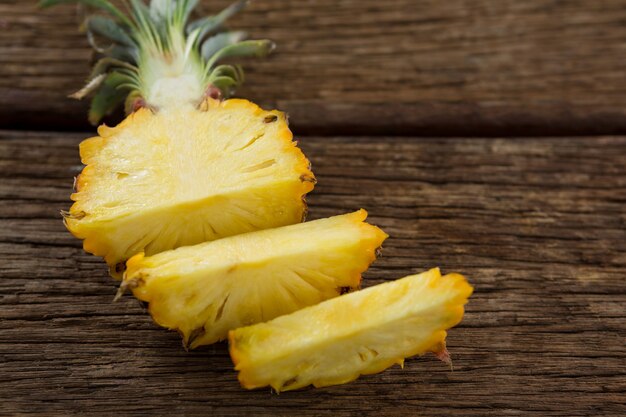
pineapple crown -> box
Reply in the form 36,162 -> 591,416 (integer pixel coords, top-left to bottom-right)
39,0 -> 275,124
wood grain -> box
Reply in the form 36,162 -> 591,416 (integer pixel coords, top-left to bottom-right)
1,131 -> 625,416
2,0 -> 626,135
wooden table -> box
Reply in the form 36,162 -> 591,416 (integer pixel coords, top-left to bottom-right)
1,1 -> 625,416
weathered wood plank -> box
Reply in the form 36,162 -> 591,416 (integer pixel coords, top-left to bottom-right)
0,131 -> 625,416
2,1 -> 626,135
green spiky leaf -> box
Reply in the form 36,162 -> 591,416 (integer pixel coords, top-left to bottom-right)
201,31 -> 247,61
188,0 -> 248,40
130,0 -> 154,26
88,72 -> 135,125
86,27 -> 110,53
69,73 -> 107,99
149,0 -> 172,24
179,0 -> 199,27
84,15 -> 135,47
129,0 -> 162,48
206,40 -> 275,70
210,64 -> 244,83
210,75 -> 239,97
88,57 -> 138,81
107,45 -> 138,63
39,0 -> 134,29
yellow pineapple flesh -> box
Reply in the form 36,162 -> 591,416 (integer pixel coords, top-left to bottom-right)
229,268 -> 472,391
66,99 -> 314,277
120,210 -> 388,349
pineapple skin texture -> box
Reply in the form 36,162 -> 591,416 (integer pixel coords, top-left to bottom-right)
229,268 -> 473,392
123,210 -> 388,349
65,99 -> 314,277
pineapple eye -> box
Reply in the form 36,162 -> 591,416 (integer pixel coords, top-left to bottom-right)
114,262 -> 126,274
263,115 -> 278,123
338,286 -> 354,295
282,376 -> 299,389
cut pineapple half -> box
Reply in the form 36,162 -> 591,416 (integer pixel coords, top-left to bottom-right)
120,210 -> 387,349
229,268 -> 472,391
65,99 -> 314,278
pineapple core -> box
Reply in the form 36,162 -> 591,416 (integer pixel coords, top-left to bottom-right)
65,98 -> 314,277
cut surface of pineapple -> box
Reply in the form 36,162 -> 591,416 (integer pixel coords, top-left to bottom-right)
229,268 -> 473,391
121,210 -> 387,349
65,98 -> 314,277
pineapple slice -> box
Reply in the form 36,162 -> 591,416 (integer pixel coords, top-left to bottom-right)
229,268 -> 472,391
66,99 -> 314,277
120,210 -> 388,349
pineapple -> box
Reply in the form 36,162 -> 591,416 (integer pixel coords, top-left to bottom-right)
42,0 -> 314,277
229,268 -> 473,391
119,210 -> 388,349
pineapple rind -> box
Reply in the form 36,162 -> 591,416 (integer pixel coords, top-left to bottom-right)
123,210 -> 388,348
228,268 -> 473,391
65,98 -> 314,277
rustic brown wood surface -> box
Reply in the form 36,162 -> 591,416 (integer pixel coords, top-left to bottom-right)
1,131 -> 625,416
2,0 -> 626,135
